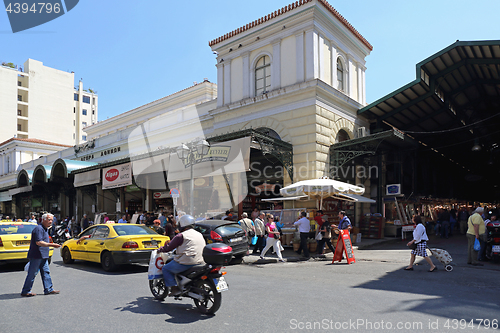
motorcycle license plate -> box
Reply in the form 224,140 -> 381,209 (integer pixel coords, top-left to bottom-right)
493,245 -> 500,253
214,277 -> 228,292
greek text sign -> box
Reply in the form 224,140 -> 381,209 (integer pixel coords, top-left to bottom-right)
102,163 -> 132,189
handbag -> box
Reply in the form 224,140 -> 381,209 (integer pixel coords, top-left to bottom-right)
315,232 -> 323,241
474,238 -> 481,251
408,242 -> 418,250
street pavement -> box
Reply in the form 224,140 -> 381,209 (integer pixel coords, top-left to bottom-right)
1,233 -> 499,332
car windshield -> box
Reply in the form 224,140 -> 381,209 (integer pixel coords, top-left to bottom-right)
215,224 -> 243,236
112,224 -> 158,236
0,224 -> 36,235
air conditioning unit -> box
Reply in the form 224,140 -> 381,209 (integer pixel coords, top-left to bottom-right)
357,127 -> 366,138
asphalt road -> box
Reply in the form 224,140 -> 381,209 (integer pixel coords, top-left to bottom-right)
1,236 -> 499,333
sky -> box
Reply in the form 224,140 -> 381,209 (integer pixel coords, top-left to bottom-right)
1,0 -> 500,121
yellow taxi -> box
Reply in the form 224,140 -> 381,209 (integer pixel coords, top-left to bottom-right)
0,221 -> 54,264
61,223 -> 170,271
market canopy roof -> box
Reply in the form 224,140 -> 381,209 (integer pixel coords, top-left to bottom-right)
358,40 -> 500,197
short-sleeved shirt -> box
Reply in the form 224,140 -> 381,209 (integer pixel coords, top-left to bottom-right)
294,217 -> 311,233
28,224 -> 50,259
266,222 -> 277,239
467,213 -> 486,235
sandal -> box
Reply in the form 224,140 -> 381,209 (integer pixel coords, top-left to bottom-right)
429,267 -> 437,272
404,267 -> 414,271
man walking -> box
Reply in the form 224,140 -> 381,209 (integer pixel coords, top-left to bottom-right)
294,211 -> 311,258
21,213 -> 61,297
238,212 -> 255,245
467,207 -> 486,266
80,214 -> 89,232
253,212 -> 265,254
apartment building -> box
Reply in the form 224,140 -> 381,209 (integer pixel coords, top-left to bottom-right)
0,58 -> 98,146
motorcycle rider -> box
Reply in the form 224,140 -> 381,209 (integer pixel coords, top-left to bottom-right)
158,215 -> 206,296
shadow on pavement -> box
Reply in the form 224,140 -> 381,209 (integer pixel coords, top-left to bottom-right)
115,296 -> 215,323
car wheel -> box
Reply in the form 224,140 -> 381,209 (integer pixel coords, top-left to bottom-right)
101,252 -> 117,272
62,247 -> 74,264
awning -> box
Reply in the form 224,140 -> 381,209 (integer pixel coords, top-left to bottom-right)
9,186 -> 32,196
0,191 -> 12,202
33,165 -> 52,183
74,169 -> 101,187
51,159 -> 98,180
331,193 -> 376,203
261,195 -> 309,202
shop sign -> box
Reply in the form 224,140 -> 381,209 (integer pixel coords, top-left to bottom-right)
126,185 -> 141,192
332,229 -> 355,264
153,191 -> 169,199
402,225 -> 416,232
102,163 -> 132,189
80,146 -> 123,161
386,184 -> 401,196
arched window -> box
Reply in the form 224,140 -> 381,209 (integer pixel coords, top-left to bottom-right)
337,58 -> 344,91
255,56 -> 271,96
336,129 -> 350,143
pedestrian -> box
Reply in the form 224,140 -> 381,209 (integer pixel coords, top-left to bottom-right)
118,215 -> 127,223
467,207 -> 486,266
405,215 -> 437,272
159,211 -> 167,228
21,213 -> 62,297
294,211 -> 310,258
151,219 -> 165,235
314,210 -> 324,228
335,211 -> 352,231
260,213 -> 284,262
165,215 -> 177,239
317,215 -> 335,255
458,207 -> 469,235
103,213 -> 109,223
28,214 -> 37,223
251,208 -> 259,221
80,214 -> 89,232
238,212 -> 255,245
438,208 -> 451,238
253,212 -> 266,254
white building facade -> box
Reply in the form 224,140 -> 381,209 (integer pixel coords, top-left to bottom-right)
0,59 -> 98,146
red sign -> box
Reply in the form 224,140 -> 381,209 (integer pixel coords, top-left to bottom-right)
105,169 -> 119,182
153,192 -> 162,199
332,230 -> 356,264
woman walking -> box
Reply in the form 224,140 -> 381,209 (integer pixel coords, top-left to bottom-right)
405,215 -> 437,272
260,213 -> 285,262
317,215 -> 335,255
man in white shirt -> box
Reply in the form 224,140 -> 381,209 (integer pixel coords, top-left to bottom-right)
294,211 -> 311,258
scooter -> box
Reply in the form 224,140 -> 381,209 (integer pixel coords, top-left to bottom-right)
53,223 -> 71,244
149,243 -> 232,315
485,219 -> 500,263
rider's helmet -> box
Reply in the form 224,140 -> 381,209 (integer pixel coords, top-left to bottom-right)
179,214 -> 196,229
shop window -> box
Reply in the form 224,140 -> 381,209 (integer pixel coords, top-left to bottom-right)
337,58 -> 344,91
255,55 -> 271,96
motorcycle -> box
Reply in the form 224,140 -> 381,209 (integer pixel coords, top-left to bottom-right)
52,223 -> 71,244
148,243 -> 232,315
485,219 -> 500,263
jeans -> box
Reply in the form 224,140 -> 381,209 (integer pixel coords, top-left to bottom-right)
296,232 -> 310,258
21,258 -> 54,295
162,260 -> 195,287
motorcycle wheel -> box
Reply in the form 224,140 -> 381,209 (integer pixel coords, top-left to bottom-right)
193,279 -> 221,315
149,279 -> 168,300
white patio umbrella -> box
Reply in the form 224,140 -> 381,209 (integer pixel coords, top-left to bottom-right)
280,177 -> 365,209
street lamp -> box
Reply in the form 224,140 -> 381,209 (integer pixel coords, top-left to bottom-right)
176,138 -> 211,215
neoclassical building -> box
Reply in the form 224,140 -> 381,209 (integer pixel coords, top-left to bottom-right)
3,0 -> 376,222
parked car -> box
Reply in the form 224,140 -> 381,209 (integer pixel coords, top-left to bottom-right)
60,223 -> 170,271
0,221 -> 53,264
193,220 -> 248,260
